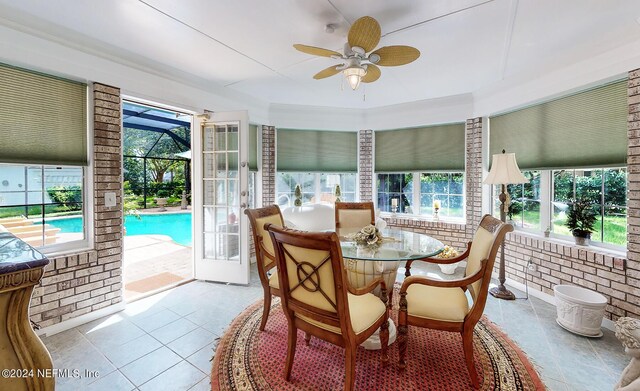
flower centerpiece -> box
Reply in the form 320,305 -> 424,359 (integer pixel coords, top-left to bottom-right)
350,224 -> 384,249
436,245 -> 460,274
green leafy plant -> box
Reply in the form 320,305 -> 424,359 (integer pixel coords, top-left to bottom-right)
294,184 -> 302,207
566,198 -> 596,238
47,186 -> 82,211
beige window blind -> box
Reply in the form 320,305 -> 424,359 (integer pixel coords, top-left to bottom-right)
276,129 -> 357,172
489,80 -> 628,170
0,63 -> 88,166
375,123 -> 466,172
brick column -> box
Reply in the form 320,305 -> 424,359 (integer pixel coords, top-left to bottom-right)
261,125 -> 276,206
358,129 -> 374,202
465,118 -> 483,232
30,83 -> 123,328
626,68 -> 640,300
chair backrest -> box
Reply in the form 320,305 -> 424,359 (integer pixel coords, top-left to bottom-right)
334,202 -> 375,237
245,205 -> 284,271
267,225 -> 351,335
464,214 -> 513,310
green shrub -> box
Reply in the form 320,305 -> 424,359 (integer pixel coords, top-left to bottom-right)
47,186 -> 82,210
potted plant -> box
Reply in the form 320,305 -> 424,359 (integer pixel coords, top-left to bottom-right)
566,198 -> 596,246
294,184 -> 303,207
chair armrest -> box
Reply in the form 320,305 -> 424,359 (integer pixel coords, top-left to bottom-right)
421,241 -> 472,264
258,238 -> 276,270
404,242 -> 471,277
400,259 -> 486,292
348,277 -> 386,296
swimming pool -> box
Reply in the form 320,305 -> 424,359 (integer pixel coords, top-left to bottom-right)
44,212 -> 192,246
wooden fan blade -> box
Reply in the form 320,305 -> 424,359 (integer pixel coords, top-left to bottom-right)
313,65 -> 342,80
348,16 -> 381,53
362,64 -> 381,83
293,44 -> 341,58
371,46 -> 420,66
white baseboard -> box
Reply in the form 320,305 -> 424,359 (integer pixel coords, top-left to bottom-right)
503,277 -> 615,332
36,302 -> 126,338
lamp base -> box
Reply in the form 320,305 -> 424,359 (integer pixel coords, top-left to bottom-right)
489,285 -> 516,300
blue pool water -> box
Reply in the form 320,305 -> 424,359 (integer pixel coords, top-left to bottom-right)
44,213 -> 192,246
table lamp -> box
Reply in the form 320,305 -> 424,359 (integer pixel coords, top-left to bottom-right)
483,150 -> 527,300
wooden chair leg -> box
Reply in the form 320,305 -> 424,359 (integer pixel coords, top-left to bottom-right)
259,289 -> 271,331
344,343 -> 357,391
304,331 -> 311,346
380,285 -> 389,366
398,291 -> 408,370
284,325 -> 297,381
462,326 -> 479,389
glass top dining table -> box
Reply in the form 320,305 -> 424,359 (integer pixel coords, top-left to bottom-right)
339,229 -> 445,261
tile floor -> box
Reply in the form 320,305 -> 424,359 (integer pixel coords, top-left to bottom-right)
43,262 -> 627,391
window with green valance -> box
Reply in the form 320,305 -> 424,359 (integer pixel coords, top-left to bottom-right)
249,124 -> 258,171
374,123 -> 466,172
489,79 -> 628,170
276,129 -> 357,172
0,63 -> 88,166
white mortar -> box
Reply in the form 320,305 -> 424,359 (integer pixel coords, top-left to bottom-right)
554,284 -> 607,337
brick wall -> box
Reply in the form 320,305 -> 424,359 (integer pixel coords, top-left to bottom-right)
30,83 -> 123,328
261,125 -> 276,207
465,118 -> 483,236
358,129 -> 374,202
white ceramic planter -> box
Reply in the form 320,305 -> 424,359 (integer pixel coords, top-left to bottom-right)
438,262 -> 460,275
554,284 -> 607,337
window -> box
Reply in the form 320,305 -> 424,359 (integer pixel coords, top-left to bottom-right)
492,171 -> 541,230
276,173 -> 356,207
0,164 -> 86,249
420,173 -> 464,218
552,168 -> 626,246
491,167 -> 627,247
376,172 -> 464,218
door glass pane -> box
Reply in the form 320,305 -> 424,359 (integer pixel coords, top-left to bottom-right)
202,121 -> 242,262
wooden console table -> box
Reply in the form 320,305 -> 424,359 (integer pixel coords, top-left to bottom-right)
0,231 -> 54,391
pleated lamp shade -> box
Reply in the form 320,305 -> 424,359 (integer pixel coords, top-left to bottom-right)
484,152 -> 528,185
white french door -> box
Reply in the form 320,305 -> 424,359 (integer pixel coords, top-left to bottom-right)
193,111 -> 250,284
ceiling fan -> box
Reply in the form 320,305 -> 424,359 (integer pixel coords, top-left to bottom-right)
294,16 -> 420,90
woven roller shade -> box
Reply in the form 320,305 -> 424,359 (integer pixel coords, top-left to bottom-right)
249,124 -> 258,171
375,123 -> 465,172
277,129 -> 357,172
0,64 -> 88,166
489,80 -> 628,170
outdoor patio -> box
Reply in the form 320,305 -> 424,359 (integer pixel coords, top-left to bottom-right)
124,234 -> 192,300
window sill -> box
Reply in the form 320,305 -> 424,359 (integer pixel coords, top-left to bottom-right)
380,212 -> 466,226
41,243 -> 94,259
510,228 -> 626,258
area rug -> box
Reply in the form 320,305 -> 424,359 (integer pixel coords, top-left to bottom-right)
211,289 -> 546,391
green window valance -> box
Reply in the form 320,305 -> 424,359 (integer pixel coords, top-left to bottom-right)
249,124 -> 258,171
0,63 -> 88,166
276,129 -> 357,172
489,79 -> 628,170
375,123 -> 465,172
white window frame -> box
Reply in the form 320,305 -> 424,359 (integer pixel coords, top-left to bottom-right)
493,167 -> 627,251
375,171 -> 466,222
275,172 -> 359,206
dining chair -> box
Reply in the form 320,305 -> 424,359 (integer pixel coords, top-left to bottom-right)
397,214 -> 512,389
266,224 -> 390,391
334,201 -> 375,237
244,205 -> 285,331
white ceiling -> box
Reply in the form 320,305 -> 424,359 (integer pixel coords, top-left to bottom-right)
0,0 -> 639,109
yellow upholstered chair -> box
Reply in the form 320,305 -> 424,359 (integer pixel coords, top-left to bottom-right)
398,214 -> 513,389
266,225 -> 389,391
244,205 -> 285,331
334,201 -> 375,237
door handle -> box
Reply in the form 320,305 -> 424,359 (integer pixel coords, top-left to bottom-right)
240,190 -> 247,197
240,202 -> 247,209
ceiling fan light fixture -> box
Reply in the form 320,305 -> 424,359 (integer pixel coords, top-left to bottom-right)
344,65 -> 366,90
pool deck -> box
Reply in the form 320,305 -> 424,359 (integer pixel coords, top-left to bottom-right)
123,234 -> 192,300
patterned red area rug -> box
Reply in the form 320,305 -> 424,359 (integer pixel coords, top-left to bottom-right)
211,291 -> 546,391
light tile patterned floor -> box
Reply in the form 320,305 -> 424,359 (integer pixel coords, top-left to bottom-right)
43,263 -> 627,390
